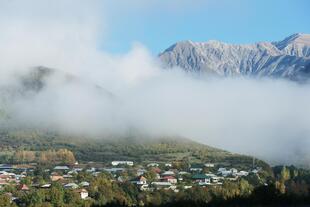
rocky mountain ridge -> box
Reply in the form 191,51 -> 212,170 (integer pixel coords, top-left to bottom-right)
159,33 -> 310,81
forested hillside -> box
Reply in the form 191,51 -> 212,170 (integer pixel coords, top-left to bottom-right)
0,130 -> 267,170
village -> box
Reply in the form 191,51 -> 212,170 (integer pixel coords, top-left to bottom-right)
0,160 -> 262,204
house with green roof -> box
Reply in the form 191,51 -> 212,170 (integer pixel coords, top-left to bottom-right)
192,174 -> 211,185
189,164 -> 204,172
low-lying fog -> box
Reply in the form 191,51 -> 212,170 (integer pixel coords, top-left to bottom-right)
0,0 -> 310,166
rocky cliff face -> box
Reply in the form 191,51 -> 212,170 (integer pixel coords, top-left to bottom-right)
159,33 -> 310,81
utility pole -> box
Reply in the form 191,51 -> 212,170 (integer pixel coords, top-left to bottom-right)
252,157 -> 255,169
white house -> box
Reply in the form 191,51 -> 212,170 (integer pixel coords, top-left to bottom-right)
63,174 -> 73,179
218,168 -> 232,177
86,167 -> 96,173
75,189 -> 88,199
155,173 -> 161,179
151,182 -> 172,189
192,174 -> 211,185
178,171 -> 189,175
137,169 -> 147,176
131,176 -> 147,185
221,170 -> 232,177
41,184 -> 51,188
111,161 -> 134,166
117,176 -> 125,182
237,171 -> 249,177
252,169 -> 259,174
205,173 -> 216,177
140,184 -> 150,191
103,168 -> 125,174
218,167 -> 226,172
165,163 -> 172,167
64,183 -> 79,189
54,166 -> 70,171
230,168 -> 238,175
72,167 -> 83,172
147,163 -> 159,167
80,181 -> 90,187
211,176 -> 220,183
161,171 -> 175,176
205,163 -> 215,168
68,170 -> 78,175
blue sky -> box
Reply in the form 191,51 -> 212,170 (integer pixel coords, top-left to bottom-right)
101,0 -> 310,54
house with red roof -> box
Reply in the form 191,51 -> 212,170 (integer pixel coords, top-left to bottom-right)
161,176 -> 177,184
19,184 -> 30,191
131,176 -> 147,185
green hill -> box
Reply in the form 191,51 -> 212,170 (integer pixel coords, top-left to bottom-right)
0,130 -> 270,170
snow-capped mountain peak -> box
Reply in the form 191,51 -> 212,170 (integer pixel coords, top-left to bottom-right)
159,34 -> 310,81
273,33 -> 310,48
272,33 -> 310,57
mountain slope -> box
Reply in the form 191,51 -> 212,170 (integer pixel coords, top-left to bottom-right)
0,129 -> 269,170
273,33 -> 310,57
159,33 -> 310,81
0,66 -> 114,126
18,66 -> 113,97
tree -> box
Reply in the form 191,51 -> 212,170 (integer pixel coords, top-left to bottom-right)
239,179 -> 253,196
276,166 -> 291,194
185,186 -> 211,204
276,180 -> 286,194
20,177 -> 32,186
21,189 -> 46,206
64,190 -> 81,205
38,149 -> 76,165
56,149 -> 76,164
13,150 -> 35,163
49,183 -> 65,206
0,194 -> 17,207
280,166 -> 291,182
287,180 -> 309,197
144,170 -> 157,182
